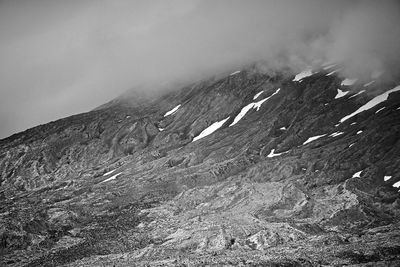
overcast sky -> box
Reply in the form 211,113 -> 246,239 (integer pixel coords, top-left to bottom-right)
1,0 -> 400,138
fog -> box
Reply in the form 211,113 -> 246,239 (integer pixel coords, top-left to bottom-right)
1,0 -> 400,138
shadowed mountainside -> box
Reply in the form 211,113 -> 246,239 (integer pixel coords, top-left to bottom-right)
1,64 -> 400,266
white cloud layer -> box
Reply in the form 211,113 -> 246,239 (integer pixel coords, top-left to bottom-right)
1,0 -> 400,138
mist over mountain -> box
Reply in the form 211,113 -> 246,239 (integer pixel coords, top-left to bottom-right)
1,0 -> 400,138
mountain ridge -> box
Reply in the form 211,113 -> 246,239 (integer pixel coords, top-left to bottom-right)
1,65 -> 400,266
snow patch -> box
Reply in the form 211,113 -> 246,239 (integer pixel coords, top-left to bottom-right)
229,103 -> 255,126
267,149 -> 289,158
349,143 -> 355,148
293,69 -> 313,81
334,89 -> 349,99
384,176 -> 392,181
350,122 -> 357,125
252,98 -> 268,111
230,70 -> 241,76
375,107 -> 385,114
303,134 -> 326,145
329,132 -> 344,137
352,171 -> 362,178
253,91 -> 264,100
356,130 -> 363,135
349,90 -> 366,99
164,104 -> 181,117
101,172 -> 121,183
393,181 -> 400,188
340,86 -> 400,122
364,81 -> 375,87
230,88 -> 280,126
254,88 -> 280,110
341,78 -> 358,86
253,88 -> 280,111
280,127 -> 287,130
326,69 -> 340,76
193,117 -> 230,142
104,169 -> 116,176
159,128 -> 164,131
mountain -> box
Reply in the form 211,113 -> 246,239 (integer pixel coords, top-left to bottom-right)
1,64 -> 400,266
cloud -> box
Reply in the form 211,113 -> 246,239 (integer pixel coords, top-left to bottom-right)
0,0 -> 400,138
325,0 -> 400,80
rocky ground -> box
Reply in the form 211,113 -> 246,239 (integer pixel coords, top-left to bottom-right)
1,64 -> 400,266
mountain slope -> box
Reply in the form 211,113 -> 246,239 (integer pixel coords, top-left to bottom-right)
1,65 -> 400,266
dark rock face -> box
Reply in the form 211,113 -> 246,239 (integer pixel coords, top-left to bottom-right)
1,66 -> 400,266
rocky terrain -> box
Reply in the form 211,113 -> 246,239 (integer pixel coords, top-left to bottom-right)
1,64 -> 400,266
